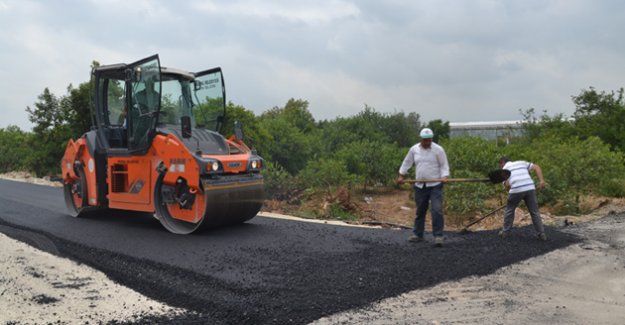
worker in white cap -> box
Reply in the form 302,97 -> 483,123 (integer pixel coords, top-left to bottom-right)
397,127 -> 450,247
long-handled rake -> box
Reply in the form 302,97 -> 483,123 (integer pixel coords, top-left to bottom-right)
458,204 -> 507,234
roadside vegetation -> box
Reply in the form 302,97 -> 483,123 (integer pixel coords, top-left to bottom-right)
2,64 -> 624,223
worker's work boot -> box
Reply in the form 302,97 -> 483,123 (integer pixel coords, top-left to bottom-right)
433,236 -> 444,247
537,232 -> 547,241
408,235 -> 424,243
498,230 -> 508,238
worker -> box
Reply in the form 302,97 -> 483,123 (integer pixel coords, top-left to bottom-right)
498,156 -> 547,240
397,128 -> 450,247
117,105 -> 128,127
134,82 -> 160,111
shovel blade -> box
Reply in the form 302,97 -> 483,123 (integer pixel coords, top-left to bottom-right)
488,169 -> 510,183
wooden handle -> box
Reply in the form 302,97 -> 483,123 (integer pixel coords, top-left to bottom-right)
405,178 -> 489,183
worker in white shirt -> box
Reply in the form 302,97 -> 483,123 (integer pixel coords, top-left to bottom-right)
498,156 -> 547,241
397,128 -> 450,247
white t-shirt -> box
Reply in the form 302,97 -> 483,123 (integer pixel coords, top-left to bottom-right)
399,142 -> 450,188
503,160 -> 535,193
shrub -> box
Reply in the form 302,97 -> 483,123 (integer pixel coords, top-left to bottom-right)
443,137 -> 500,173
336,140 -> 406,189
298,158 -> 357,192
502,135 -> 625,213
0,126 -> 32,173
328,203 -> 359,221
444,170 -> 502,215
262,162 -> 299,200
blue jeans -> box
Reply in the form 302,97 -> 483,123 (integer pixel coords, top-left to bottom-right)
413,184 -> 444,237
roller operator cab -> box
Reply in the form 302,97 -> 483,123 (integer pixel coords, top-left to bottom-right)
61,54 -> 265,234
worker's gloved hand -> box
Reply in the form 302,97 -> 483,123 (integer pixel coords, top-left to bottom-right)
397,175 -> 405,185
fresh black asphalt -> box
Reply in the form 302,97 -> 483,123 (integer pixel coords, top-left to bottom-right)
0,179 -> 582,324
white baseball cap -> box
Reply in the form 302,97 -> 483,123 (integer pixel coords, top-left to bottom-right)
419,128 -> 434,139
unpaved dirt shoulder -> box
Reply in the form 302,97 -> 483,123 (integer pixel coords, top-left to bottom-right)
312,214 -> 625,325
0,232 -> 187,324
0,172 -> 62,187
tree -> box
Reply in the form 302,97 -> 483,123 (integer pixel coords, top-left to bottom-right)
517,135 -> 625,213
572,87 -> 625,152
519,108 -> 576,142
443,136 -> 499,173
298,158 -> 354,190
26,88 -> 63,134
62,61 -> 100,137
335,140 -> 405,189
25,88 -> 74,176
258,100 -> 316,175
0,126 -> 32,172
222,102 -> 272,157
310,106 -> 422,156
62,82 -> 94,137
259,116 -> 311,175
381,111 -> 421,147
262,98 -> 316,133
27,62 -> 99,138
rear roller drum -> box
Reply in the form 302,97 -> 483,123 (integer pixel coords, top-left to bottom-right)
154,174 -> 208,235
63,164 -> 88,217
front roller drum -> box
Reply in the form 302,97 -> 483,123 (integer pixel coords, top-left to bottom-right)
154,174 -> 264,234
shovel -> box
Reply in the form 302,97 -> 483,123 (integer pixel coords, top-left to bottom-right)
406,169 -> 510,184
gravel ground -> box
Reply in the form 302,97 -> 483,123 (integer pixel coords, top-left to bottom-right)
0,214 -> 595,324
313,212 -> 625,324
0,231 -> 188,324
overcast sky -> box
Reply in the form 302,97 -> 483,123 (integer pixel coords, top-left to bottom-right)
1,0 -> 625,130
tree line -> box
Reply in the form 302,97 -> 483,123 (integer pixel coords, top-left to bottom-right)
1,71 -> 624,217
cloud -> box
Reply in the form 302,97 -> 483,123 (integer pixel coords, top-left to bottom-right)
2,0 -> 625,131
191,0 -> 360,24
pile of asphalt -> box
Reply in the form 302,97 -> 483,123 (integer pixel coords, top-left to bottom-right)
0,214 -> 585,325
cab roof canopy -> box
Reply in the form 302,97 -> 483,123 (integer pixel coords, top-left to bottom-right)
92,63 -> 195,80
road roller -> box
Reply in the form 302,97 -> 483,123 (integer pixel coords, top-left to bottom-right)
61,54 -> 264,234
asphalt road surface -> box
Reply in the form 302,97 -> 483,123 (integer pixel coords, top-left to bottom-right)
0,179 -> 582,324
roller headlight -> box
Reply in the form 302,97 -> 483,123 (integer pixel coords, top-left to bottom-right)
203,159 -> 222,174
248,158 -> 262,171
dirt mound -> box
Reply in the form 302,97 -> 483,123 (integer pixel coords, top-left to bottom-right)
263,188 -> 625,232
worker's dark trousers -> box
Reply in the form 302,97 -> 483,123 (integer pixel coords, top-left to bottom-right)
413,184 -> 444,238
503,189 -> 545,234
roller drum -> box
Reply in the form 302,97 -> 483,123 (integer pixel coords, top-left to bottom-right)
199,175 -> 265,228
155,173 -> 264,234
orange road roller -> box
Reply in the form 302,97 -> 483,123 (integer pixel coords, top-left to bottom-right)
61,54 -> 264,234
